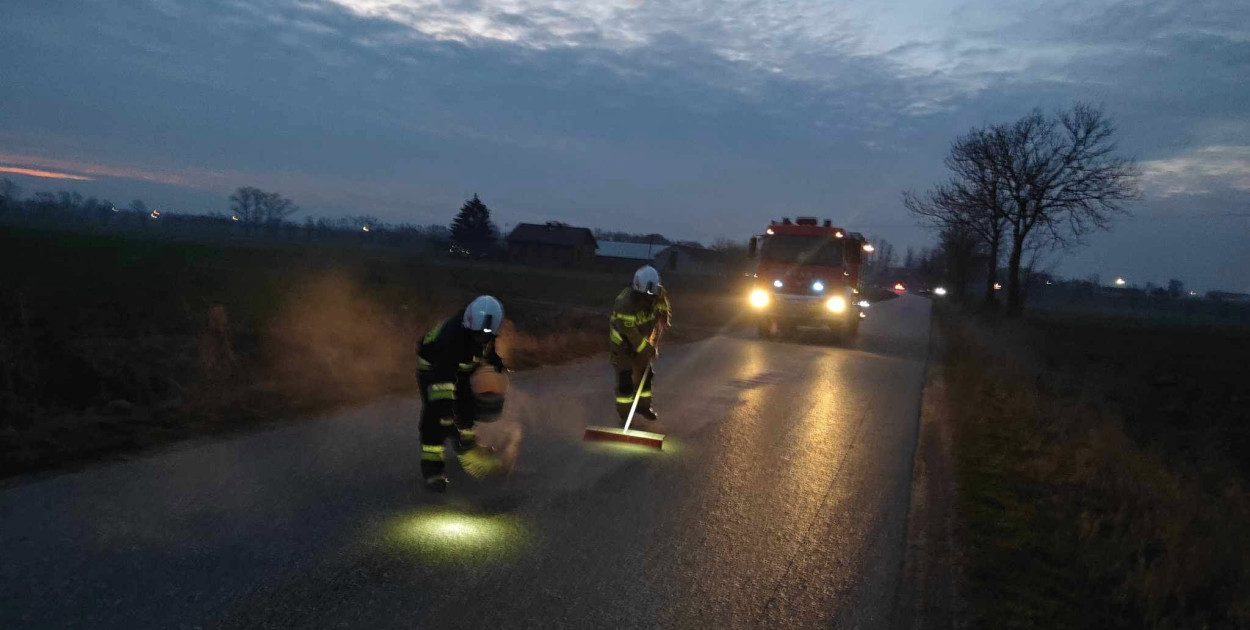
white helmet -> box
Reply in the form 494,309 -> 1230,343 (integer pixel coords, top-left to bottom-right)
462,296 -> 504,334
632,265 -> 661,295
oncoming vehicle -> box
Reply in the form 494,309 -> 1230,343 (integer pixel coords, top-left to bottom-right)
746,217 -> 870,339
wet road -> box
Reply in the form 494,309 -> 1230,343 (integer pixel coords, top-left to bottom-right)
1,296 -> 931,629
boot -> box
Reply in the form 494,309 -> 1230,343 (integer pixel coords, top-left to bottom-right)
425,475 -> 449,493
637,406 -> 658,421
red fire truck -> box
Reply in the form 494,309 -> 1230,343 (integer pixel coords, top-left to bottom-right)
746,217 -> 870,339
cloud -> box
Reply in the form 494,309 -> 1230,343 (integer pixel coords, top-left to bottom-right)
1141,146 -> 1250,196
0,165 -> 94,181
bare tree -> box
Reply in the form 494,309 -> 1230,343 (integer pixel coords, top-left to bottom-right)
986,104 -> 1139,315
229,187 -> 298,226
907,104 -> 1138,315
904,127 -> 1010,307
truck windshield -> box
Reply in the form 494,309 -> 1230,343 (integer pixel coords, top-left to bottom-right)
760,235 -> 844,266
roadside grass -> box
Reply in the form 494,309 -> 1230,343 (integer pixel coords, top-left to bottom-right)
939,304 -> 1250,629
0,226 -> 737,477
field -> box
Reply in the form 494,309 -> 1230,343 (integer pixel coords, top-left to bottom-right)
0,226 -> 743,478
938,305 -> 1249,629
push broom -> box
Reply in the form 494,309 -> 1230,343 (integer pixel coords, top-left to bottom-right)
583,363 -> 665,449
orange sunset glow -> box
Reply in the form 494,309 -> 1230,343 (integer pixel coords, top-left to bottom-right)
0,166 -> 93,181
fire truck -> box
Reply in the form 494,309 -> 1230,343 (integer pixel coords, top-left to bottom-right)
746,217 -> 870,339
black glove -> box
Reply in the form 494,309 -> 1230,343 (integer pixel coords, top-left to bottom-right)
488,353 -> 507,373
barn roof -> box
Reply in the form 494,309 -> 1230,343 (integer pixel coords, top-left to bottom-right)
507,223 -> 596,247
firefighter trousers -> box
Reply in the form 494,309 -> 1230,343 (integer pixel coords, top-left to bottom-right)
614,363 -> 655,421
416,371 -> 478,480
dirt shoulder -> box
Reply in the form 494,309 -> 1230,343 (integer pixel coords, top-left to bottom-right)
896,316 -> 965,630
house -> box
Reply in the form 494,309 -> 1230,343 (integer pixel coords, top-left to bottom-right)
653,244 -> 724,277
595,240 -> 665,273
506,223 -> 597,267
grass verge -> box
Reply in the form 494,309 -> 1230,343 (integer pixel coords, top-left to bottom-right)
939,304 -> 1250,629
0,227 -> 737,478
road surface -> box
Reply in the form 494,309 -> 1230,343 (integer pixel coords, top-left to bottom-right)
1,296 -> 932,629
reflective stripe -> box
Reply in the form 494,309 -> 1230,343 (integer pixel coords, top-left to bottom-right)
609,328 -> 623,345
616,396 -> 635,404
635,338 -> 650,352
458,429 -> 476,440
639,391 -> 652,398
458,360 -> 479,372
422,322 -> 444,344
429,382 -> 456,401
439,418 -> 456,426
417,357 -> 432,370
421,444 -> 445,461
611,312 -> 657,328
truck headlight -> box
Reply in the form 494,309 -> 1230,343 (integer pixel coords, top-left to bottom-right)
749,289 -> 771,309
826,295 -> 847,313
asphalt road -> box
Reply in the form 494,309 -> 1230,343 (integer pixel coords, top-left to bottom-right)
1,295 -> 932,629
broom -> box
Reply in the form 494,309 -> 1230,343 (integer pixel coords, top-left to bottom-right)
583,328 -> 665,450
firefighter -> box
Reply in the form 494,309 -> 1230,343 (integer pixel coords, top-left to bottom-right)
416,295 -> 508,493
610,265 -> 671,423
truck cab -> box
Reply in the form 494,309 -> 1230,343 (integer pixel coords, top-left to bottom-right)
746,217 -> 868,339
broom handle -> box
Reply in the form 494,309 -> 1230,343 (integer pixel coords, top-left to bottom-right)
622,363 -> 652,433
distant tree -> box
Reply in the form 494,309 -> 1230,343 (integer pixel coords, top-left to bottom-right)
57,190 -> 83,209
904,246 -> 916,269
230,187 -> 298,225
0,178 -> 21,211
449,194 -> 498,251
1167,278 -> 1184,298
129,199 -> 149,214
904,125 -> 1010,307
862,236 -> 896,285
32,192 -> 58,212
594,229 -> 672,245
674,239 -> 704,248
936,225 -> 981,301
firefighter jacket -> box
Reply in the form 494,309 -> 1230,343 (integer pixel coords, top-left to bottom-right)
609,286 -> 671,356
416,311 -> 505,383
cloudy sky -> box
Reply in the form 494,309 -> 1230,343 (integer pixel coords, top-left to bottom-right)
2,0 -> 1247,290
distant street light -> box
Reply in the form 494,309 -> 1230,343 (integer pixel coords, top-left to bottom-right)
993,282 -> 1002,290
362,225 -> 370,232
1114,277 -> 1127,286
862,243 -> 875,253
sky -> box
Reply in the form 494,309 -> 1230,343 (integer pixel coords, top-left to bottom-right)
1,0 -> 1247,292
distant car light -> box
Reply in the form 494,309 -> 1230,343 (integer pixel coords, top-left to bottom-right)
835,231 -> 844,238
856,300 -> 870,308
826,296 -> 847,313
934,287 -> 947,296
773,279 -> 784,289
894,283 -> 905,291
862,243 -> 874,252
749,289 -> 771,309
812,281 -> 824,292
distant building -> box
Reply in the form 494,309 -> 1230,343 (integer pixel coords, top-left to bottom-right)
1206,291 -> 1250,303
653,244 -> 725,276
595,240 -> 665,273
596,240 -> 727,276
506,222 -> 597,267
